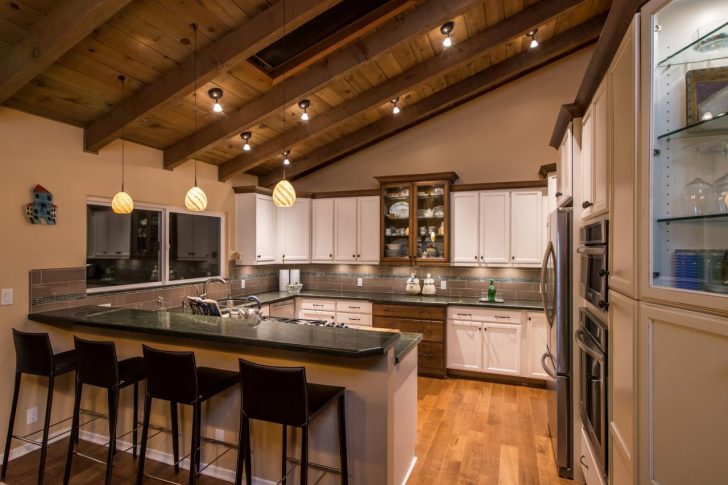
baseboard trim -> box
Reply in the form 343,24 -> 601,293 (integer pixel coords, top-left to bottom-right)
446,369 -> 547,388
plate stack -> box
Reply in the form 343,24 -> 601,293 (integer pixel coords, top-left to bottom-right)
673,249 -> 703,290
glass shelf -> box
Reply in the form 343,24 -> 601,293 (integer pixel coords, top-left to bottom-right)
656,213 -> 728,223
657,21 -> 728,66
657,113 -> 728,141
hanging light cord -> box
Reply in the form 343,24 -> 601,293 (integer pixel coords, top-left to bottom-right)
120,75 -> 126,192
282,0 -> 287,181
193,23 -> 199,187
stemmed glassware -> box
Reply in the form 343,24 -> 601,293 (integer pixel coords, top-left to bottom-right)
712,141 -> 728,213
681,145 -> 719,216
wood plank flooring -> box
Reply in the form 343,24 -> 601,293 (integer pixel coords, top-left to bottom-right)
2,378 -> 572,484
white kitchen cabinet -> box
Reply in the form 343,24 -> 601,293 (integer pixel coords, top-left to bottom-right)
451,192 -> 480,264
330,197 -> 379,264
278,198 -> 310,263
446,320 -> 482,371
334,198 -> 357,262
580,427 -> 607,485
580,106 -> 594,221
480,191 -> 511,265
90,211 -> 131,259
256,195 -> 278,262
580,80 -> 609,221
524,312 -> 549,379
356,196 -> 379,263
311,198 -> 335,263
234,193 -> 279,265
510,191 -> 543,265
557,125 -> 573,206
483,322 -> 521,376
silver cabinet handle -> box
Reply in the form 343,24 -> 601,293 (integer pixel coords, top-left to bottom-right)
457,313 -> 471,317
349,317 -> 361,321
494,315 -> 510,319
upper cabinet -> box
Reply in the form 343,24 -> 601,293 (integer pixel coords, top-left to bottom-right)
313,196 -> 380,265
557,124 -> 574,206
311,198 -> 335,263
88,210 -> 131,259
639,0 -> 728,310
278,198 -> 311,263
580,80 -> 610,221
377,173 -> 457,264
235,193 -> 280,265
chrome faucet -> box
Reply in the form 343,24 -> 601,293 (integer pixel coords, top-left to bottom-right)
201,277 -> 227,299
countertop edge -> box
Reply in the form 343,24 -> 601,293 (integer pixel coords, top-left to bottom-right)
394,332 -> 423,364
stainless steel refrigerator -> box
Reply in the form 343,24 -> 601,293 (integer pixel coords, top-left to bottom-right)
540,207 -> 572,478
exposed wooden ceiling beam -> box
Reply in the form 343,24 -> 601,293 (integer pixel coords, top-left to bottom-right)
163,0 -> 484,170
0,0 -> 133,104
218,0 -> 585,182
259,14 -> 606,187
549,0 -> 645,148
83,0 -> 341,153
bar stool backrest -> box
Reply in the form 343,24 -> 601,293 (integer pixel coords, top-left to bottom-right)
74,337 -> 119,388
142,345 -> 199,404
12,329 -> 54,376
239,358 -> 308,427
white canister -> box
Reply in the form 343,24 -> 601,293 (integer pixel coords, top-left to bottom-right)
290,269 -> 301,284
279,269 -> 290,291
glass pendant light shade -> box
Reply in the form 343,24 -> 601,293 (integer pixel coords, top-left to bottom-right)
185,186 -> 208,212
112,191 -> 134,214
272,179 -> 296,208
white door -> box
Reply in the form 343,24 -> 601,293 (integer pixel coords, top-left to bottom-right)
591,81 -> 609,218
334,198 -> 357,263
446,320 -> 482,371
483,323 -> 521,376
526,312 -> 549,379
510,190 -> 543,265
356,196 -> 380,263
279,198 -> 310,263
480,191 -> 510,265
311,198 -> 335,263
580,107 -> 594,220
558,125 -> 573,205
255,195 -> 278,263
451,192 -> 480,265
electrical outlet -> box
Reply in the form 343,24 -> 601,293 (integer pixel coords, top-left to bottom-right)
214,428 -> 224,441
1,288 -> 13,305
27,407 -> 38,425
357,278 -> 363,287
440,280 -> 447,290
240,279 -> 246,289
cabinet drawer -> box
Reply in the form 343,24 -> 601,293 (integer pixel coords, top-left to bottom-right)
298,299 -> 337,312
373,304 -> 445,321
298,309 -> 336,322
336,300 -> 372,314
338,312 -> 372,326
448,306 -> 522,325
417,342 -> 445,374
373,317 -> 443,343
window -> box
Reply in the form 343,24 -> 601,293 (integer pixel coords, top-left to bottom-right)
86,201 -> 223,292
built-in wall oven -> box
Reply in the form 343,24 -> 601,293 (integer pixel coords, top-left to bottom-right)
577,307 -> 608,479
578,220 -> 608,312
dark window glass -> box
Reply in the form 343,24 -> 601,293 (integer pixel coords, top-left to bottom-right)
86,205 -> 162,289
169,213 -> 221,281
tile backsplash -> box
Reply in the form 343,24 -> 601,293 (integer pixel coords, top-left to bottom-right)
29,263 -> 541,313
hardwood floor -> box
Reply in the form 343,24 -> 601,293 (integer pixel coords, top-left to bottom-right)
3,378 -> 571,484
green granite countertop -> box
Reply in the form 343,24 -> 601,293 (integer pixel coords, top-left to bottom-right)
394,332 -> 422,364
29,306 -> 404,359
252,290 -> 544,311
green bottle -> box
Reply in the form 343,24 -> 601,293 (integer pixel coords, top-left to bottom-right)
487,279 -> 496,302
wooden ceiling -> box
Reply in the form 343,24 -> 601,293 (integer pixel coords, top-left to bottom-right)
0,0 -> 610,186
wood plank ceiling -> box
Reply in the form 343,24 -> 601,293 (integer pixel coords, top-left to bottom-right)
0,0 -> 611,185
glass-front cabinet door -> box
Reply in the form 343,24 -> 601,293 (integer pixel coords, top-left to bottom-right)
382,183 -> 413,263
642,0 -> 728,308
413,181 -> 449,262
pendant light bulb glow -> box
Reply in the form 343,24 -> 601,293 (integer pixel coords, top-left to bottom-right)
208,87 -> 224,113
301,111 -> 309,121
282,150 -> 291,166
528,30 -> 538,49
185,186 -> 208,212
440,21 -> 454,48
241,131 -> 252,151
443,36 -> 452,47
298,99 -> 310,121
113,75 -> 134,214
391,97 -> 400,115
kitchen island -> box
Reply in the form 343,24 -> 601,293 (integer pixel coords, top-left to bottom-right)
29,306 -> 421,485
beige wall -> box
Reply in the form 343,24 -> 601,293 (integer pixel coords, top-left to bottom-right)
294,46 -> 594,192
0,106 -> 255,448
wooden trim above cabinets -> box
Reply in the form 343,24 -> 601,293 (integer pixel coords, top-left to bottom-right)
539,163 -> 557,179
374,172 -> 459,184
451,180 -> 547,192
311,189 -> 380,199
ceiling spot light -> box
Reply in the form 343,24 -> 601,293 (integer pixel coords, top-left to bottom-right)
282,150 -> 291,166
391,97 -> 400,114
528,30 -> 539,49
241,131 -> 252,151
298,99 -> 310,121
208,87 -> 223,112
441,21 -> 454,47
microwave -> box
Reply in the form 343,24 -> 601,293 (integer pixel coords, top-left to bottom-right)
578,220 -> 608,312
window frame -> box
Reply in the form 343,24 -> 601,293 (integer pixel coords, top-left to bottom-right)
86,197 -> 226,294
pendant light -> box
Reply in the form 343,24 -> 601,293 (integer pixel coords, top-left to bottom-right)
527,30 -> 539,49
298,99 -> 310,121
112,75 -> 134,214
273,3 -> 296,209
391,96 -> 401,114
185,23 -> 208,212
241,131 -> 252,151
208,87 -> 224,113
440,21 -> 454,48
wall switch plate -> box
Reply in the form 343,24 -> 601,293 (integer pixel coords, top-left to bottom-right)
214,428 -> 224,441
27,407 -> 38,425
240,279 -> 245,289
440,280 -> 447,290
357,278 -> 363,287
1,288 -> 13,305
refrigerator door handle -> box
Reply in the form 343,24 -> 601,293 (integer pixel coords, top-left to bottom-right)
540,241 -> 555,327
541,351 -> 557,379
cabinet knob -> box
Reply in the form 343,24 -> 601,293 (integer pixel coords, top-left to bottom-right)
352,254 -> 356,258
511,256 -> 515,260
480,256 -> 484,260
357,254 -> 361,258
555,191 -> 563,197
582,200 -> 593,209
257,255 -> 261,259
598,269 -> 609,277
474,256 -> 478,260
329,254 -> 333,258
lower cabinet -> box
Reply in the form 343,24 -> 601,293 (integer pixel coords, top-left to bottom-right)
482,322 -> 521,376
525,312 -> 549,379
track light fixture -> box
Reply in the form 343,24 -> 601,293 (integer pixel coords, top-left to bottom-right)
208,87 -> 223,112
527,30 -> 539,49
298,99 -> 310,121
241,131 -> 252,151
391,97 -> 400,115
440,21 -> 455,47
282,150 -> 291,166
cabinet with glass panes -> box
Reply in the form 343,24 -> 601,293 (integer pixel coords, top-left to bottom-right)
376,173 -> 457,264
647,0 -> 728,297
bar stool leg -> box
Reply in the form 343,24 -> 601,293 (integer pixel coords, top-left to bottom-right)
132,382 -> 139,458
1,372 -> 21,480
188,403 -> 200,485
37,376 -> 55,485
171,402 -> 179,473
281,424 -> 288,485
300,424 -> 308,485
194,403 -> 202,475
338,395 -> 349,485
135,394 -> 152,485
64,379 -> 83,485
234,411 -> 245,485
243,417 -> 252,485
105,388 -> 119,485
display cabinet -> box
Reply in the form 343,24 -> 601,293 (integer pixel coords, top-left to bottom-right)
640,0 -> 728,309
377,173 -> 457,264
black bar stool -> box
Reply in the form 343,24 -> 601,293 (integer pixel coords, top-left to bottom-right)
2,329 -> 77,485
235,358 -> 349,485
63,336 -> 147,485
136,345 -> 239,485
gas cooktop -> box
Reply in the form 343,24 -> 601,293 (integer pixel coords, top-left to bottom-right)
271,317 -> 349,328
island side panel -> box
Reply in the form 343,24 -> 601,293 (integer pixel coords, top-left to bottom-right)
392,346 -> 418,484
